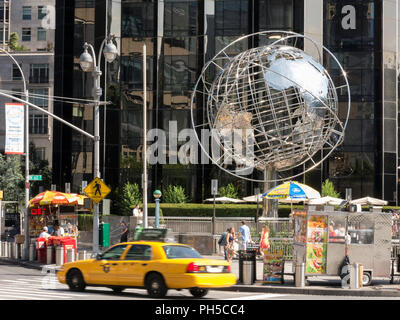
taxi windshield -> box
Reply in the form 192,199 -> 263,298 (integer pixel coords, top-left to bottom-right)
163,245 -> 203,259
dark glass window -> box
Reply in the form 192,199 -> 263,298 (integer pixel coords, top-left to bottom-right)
101,245 -> 128,260
22,28 -> 31,41
37,27 -> 47,41
38,6 -> 47,19
163,245 -> 202,259
29,64 -> 49,83
122,2 -> 154,37
12,64 -> 22,80
259,0 -> 293,30
22,6 -> 31,20
124,245 -> 152,260
164,0 -> 197,37
163,37 -> 197,92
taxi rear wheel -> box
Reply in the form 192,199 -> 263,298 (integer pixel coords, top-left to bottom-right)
189,287 -> 209,298
66,269 -> 86,292
146,273 -> 168,298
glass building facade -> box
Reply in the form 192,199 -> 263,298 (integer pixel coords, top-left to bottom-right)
53,0 -> 400,205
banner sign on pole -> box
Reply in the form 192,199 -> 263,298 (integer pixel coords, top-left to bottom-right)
5,103 -> 24,155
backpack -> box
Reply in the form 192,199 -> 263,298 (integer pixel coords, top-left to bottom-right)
218,232 -> 227,246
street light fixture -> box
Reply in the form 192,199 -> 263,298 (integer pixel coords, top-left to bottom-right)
78,48 -> 93,72
78,34 -> 117,254
153,190 -> 162,228
103,41 -> 118,63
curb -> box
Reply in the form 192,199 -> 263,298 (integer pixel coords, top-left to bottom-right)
215,282 -> 400,297
0,257 -> 43,270
2,257 -> 400,298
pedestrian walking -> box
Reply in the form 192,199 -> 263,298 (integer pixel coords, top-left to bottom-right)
132,204 -> 143,225
259,225 -> 270,256
218,228 -> 229,259
226,227 -> 236,263
120,221 -> 129,243
239,220 -> 251,251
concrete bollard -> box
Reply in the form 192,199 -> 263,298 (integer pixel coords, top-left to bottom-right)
55,246 -> 64,266
78,250 -> 86,261
46,246 -> 53,265
66,249 -> 75,263
29,244 -> 35,261
4,242 -> 9,258
8,242 -> 13,259
350,263 -> 361,289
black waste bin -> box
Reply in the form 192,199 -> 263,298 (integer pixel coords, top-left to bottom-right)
238,249 -> 257,284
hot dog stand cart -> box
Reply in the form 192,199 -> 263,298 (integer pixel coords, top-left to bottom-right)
292,206 -> 392,286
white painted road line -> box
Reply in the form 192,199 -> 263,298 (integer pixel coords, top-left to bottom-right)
225,293 -> 288,300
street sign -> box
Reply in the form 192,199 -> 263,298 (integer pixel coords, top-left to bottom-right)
211,179 -> 218,195
84,177 -> 111,204
29,175 -> 42,181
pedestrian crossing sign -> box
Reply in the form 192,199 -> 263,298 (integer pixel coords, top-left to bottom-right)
84,177 -> 111,204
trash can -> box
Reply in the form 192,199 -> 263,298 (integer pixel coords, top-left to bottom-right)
238,250 -> 256,284
242,261 -> 253,285
99,223 -> 110,248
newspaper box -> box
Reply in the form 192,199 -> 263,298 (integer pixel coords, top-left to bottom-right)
35,237 -> 47,264
59,237 -> 77,262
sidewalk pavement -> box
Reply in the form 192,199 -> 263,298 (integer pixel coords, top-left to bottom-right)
2,254 -> 400,298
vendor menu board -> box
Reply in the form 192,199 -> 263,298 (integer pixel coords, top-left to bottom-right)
263,249 -> 284,284
306,215 -> 327,274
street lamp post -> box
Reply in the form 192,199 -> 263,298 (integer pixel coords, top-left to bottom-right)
153,190 -> 162,228
79,34 -> 118,254
0,49 -> 30,260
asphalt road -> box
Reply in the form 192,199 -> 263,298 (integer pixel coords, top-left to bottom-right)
0,261 -> 399,301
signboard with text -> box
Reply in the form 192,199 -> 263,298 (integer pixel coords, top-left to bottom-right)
5,103 -> 24,155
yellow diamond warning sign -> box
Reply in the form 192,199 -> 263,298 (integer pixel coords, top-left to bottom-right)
84,177 -> 111,203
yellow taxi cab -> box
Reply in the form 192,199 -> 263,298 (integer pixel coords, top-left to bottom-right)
57,241 -> 237,298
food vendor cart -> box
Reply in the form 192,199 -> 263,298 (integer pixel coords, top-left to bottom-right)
292,206 -> 392,286
28,191 -> 87,262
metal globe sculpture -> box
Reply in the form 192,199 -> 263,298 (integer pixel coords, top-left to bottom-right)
190,31 -> 350,183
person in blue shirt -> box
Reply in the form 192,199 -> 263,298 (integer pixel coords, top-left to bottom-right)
239,220 -> 251,250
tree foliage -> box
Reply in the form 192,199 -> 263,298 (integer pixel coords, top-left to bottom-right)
162,185 -> 188,203
321,179 -> 341,198
119,182 -> 142,215
218,183 -> 239,199
8,32 -> 29,51
0,154 -> 24,202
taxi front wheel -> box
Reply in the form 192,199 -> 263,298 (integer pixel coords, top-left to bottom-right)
66,269 -> 86,292
146,273 -> 168,298
189,287 -> 209,298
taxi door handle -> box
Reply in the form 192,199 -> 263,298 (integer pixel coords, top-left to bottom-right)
112,263 -> 118,266
142,263 -> 147,266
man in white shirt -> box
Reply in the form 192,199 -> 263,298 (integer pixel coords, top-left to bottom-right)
132,204 -> 143,225
54,224 -> 65,236
39,226 -> 50,239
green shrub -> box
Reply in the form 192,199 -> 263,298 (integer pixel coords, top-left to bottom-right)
162,185 -> 188,203
321,179 -> 340,198
120,182 -> 142,215
218,183 -> 239,199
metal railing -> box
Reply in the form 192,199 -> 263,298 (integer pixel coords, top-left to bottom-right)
147,216 -> 293,237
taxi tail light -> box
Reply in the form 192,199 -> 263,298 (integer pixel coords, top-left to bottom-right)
224,265 -> 231,273
187,262 -> 200,273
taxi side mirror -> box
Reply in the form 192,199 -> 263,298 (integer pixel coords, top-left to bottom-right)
95,253 -> 103,260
